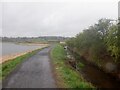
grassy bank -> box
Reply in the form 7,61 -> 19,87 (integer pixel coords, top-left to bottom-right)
50,44 -> 95,88
0,47 -> 47,80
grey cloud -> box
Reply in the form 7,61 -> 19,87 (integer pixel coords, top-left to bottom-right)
1,2 -> 118,37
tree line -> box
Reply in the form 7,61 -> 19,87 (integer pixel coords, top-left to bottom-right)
66,18 -> 120,68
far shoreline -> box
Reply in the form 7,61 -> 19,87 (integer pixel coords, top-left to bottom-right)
16,42 -> 49,46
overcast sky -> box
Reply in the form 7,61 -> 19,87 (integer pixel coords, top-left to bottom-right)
0,0 -> 119,37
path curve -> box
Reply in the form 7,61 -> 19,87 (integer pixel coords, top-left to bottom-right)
3,47 -> 56,88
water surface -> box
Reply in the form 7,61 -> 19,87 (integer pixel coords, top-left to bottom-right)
1,42 -> 44,56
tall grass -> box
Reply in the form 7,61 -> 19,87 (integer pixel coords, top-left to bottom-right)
51,44 -> 95,88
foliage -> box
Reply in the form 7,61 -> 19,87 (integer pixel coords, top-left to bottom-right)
77,62 -> 85,68
66,18 -> 120,63
106,25 -> 120,62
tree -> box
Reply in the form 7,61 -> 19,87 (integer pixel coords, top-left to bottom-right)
66,18 -> 120,64
94,18 -> 111,39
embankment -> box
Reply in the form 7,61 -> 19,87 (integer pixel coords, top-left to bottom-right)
50,44 -> 94,88
67,47 -> 120,88
0,44 -> 49,64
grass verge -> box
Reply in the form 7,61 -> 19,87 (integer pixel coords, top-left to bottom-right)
0,47 -> 47,80
50,44 -> 95,88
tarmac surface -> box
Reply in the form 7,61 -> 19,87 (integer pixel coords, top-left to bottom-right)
2,47 -> 56,88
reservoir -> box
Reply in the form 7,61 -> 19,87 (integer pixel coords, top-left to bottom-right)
1,42 -> 45,57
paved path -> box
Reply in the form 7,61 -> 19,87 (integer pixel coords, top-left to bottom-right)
3,47 -> 56,88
